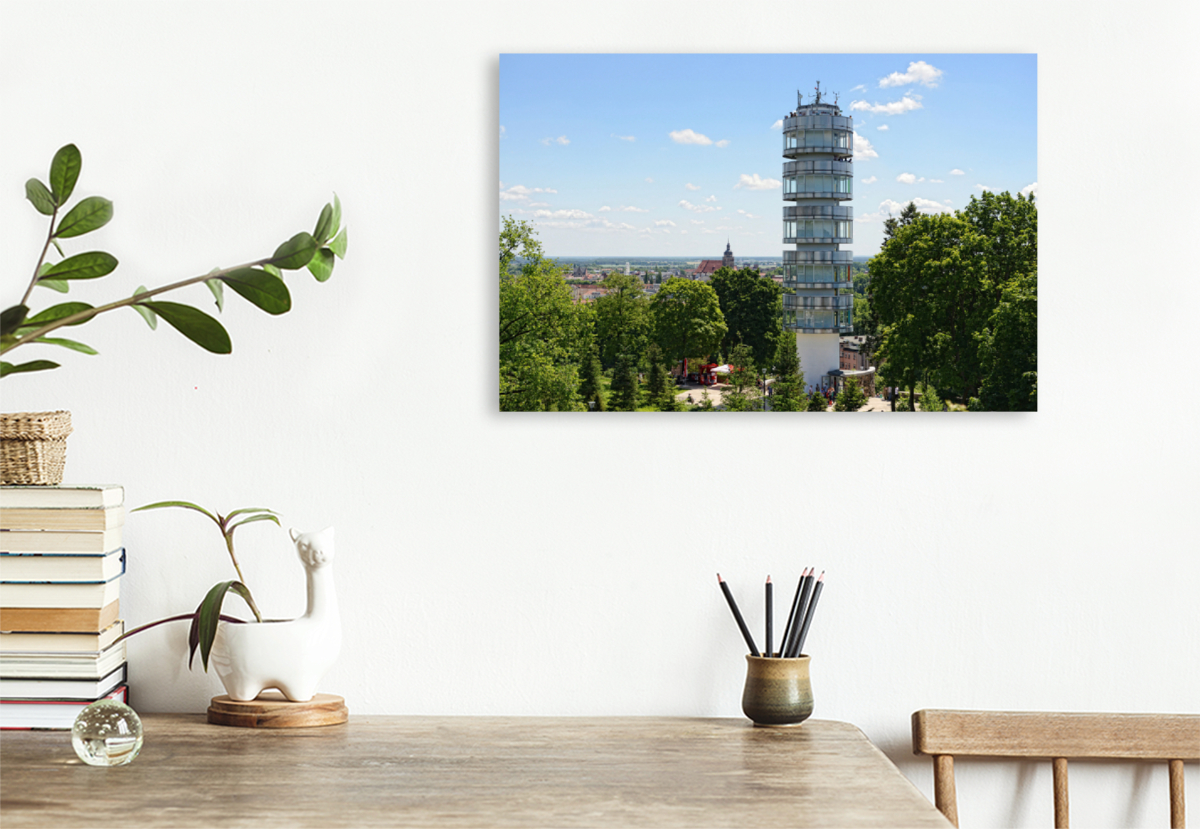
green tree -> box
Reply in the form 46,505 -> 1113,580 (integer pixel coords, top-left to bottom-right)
578,348 -> 605,411
709,267 -> 783,368
723,342 -> 757,412
593,272 -> 650,369
651,277 -> 726,378
917,383 -> 945,412
834,377 -> 868,411
499,216 -> 585,411
805,389 -> 829,411
645,342 -> 673,408
609,351 -> 639,411
769,331 -> 806,412
976,267 -> 1037,411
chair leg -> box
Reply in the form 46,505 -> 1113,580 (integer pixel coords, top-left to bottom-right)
1053,757 -> 1069,829
933,754 -> 959,827
1169,759 -> 1185,829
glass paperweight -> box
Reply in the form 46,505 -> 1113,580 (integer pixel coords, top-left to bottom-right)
72,699 -> 143,766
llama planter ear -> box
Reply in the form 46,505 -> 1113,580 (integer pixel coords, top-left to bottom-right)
207,527 -> 345,727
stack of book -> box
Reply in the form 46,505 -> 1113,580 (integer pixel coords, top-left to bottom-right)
0,484 -> 129,730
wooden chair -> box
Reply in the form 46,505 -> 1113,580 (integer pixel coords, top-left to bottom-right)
912,710 -> 1199,828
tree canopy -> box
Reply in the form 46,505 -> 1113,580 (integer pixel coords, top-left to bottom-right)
709,267 -> 782,368
499,216 -> 587,411
650,277 -> 726,373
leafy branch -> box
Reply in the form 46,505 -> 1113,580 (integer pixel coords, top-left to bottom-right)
120,502 -> 282,671
2,143 -> 348,378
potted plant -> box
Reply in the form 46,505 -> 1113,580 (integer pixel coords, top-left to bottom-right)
117,501 -> 341,704
1,143 -> 347,483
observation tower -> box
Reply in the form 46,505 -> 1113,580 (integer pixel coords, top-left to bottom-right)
781,81 -> 854,389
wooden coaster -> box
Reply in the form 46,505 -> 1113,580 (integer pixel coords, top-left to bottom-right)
207,691 -> 348,728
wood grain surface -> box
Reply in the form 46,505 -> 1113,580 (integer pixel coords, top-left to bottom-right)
206,692 -> 348,728
0,716 -> 952,828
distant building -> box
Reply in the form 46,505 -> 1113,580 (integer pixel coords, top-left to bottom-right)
691,241 -> 736,280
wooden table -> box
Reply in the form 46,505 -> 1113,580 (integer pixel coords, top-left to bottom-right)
1,716 -> 951,828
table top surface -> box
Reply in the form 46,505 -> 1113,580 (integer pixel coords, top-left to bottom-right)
0,715 -> 951,828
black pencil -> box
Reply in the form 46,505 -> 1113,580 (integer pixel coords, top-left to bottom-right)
793,571 -> 824,657
717,573 -> 759,656
765,576 -> 773,658
784,568 -> 815,658
779,567 -> 809,655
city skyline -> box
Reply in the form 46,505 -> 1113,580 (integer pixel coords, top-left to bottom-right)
499,54 -> 1037,259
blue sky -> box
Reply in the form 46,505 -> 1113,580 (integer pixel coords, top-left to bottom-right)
499,54 -> 1037,259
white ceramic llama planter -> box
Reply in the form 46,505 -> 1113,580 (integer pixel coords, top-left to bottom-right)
210,527 -> 341,702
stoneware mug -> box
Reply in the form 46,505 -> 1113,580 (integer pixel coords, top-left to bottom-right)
741,654 -> 813,727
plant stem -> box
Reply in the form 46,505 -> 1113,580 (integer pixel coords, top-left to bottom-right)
2,255 -> 275,356
20,208 -> 59,307
112,612 -> 247,646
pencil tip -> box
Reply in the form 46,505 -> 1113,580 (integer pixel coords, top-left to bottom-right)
766,575 -> 771,583
818,571 -> 825,581
716,573 -> 723,582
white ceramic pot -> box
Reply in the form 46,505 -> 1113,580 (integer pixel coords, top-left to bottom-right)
210,527 -> 341,702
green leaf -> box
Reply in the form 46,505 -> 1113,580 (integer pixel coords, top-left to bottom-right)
23,302 -> 95,328
37,278 -> 70,293
331,194 -> 342,237
33,336 -> 97,355
313,203 -> 334,245
25,179 -> 55,215
194,580 -> 260,671
51,239 -> 65,258
228,513 -> 282,534
132,500 -> 220,523
55,196 -> 113,238
130,286 -> 157,329
307,247 -> 335,282
41,251 -> 118,281
49,144 -> 82,204
220,267 -> 291,315
329,226 -> 348,260
206,278 -> 225,312
1,306 -> 29,337
224,507 -> 279,521
262,263 -> 282,280
269,231 -> 318,270
1,359 -> 60,377
139,301 -> 232,353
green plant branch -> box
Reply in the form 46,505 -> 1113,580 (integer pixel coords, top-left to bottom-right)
21,207 -> 59,307
112,612 -> 247,647
2,255 -> 274,355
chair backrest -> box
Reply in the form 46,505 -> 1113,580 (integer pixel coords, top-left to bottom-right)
911,710 -> 1199,828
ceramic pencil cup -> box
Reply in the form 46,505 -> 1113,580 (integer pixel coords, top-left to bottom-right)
741,654 -> 813,727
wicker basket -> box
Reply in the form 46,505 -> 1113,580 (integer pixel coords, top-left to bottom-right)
0,410 -> 73,485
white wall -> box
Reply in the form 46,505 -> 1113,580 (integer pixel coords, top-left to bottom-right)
2,3 -> 1196,827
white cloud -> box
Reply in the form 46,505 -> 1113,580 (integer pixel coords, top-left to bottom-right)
943,199 -> 953,204
975,184 -> 993,191
897,172 -> 917,184
735,210 -> 761,219
598,206 -> 611,212
540,135 -> 570,146
655,219 -> 677,227
853,133 -> 878,160
877,124 -> 889,131
499,184 -> 558,202
856,197 -> 949,222
861,176 -> 878,184
690,219 -> 705,225
950,169 -> 965,176
669,128 -> 713,145
612,134 -> 635,142
533,208 -> 593,220
850,84 -> 866,92
704,195 -> 718,202
620,205 -> 649,213
928,178 -> 943,183
771,119 -> 783,130
645,177 -> 654,184
733,173 -> 781,191
1021,182 -> 1039,197
500,125 -> 506,139
849,95 -> 923,116
679,199 -> 722,213
715,139 -> 730,148
879,60 -> 944,88
528,201 -> 550,207
685,183 -> 700,191
680,230 -> 689,235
